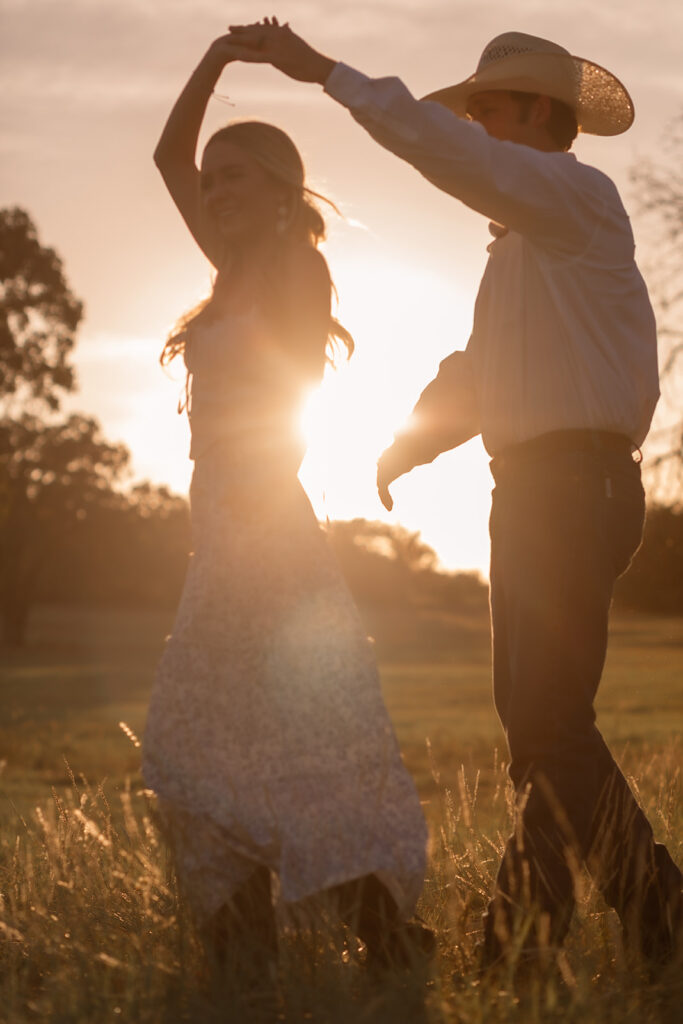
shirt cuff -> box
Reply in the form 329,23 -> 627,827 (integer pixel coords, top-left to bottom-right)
323,62 -> 372,106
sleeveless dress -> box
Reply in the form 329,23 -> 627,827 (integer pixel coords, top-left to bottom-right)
142,310 -> 427,922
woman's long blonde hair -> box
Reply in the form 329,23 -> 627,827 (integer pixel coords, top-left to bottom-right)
160,121 -> 353,368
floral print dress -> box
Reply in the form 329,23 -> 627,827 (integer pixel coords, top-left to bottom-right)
142,313 -> 427,922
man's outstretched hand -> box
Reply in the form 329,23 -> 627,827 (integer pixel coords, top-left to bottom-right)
377,446 -> 408,512
227,17 -> 335,84
376,467 -> 394,512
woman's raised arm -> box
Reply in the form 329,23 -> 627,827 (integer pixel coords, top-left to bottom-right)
154,37 -> 238,267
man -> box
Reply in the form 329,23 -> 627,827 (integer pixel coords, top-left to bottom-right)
224,22 -> 682,973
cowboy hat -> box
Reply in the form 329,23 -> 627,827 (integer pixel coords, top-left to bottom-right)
422,31 -> 634,136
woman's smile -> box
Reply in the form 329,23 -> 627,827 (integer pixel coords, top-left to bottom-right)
200,139 -> 280,241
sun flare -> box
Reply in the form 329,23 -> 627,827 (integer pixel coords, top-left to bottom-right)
295,249 -> 493,575
79,254 -> 493,576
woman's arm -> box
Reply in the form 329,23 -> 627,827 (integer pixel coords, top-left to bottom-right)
154,37 -> 239,268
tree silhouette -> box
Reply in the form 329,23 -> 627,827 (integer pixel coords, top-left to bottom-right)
31,480 -> 190,611
0,207 -> 83,414
631,115 -> 683,497
0,208 -> 131,644
326,518 -> 489,658
614,504 -> 683,613
0,414 -> 129,644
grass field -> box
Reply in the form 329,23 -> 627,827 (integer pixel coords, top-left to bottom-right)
0,604 -> 681,1022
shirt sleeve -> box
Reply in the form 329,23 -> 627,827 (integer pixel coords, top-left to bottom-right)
379,348 -> 480,482
324,63 -> 606,251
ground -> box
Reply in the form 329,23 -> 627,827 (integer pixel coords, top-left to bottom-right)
0,605 -> 681,1022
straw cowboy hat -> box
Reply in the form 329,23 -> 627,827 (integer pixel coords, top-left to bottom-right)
422,31 -> 634,136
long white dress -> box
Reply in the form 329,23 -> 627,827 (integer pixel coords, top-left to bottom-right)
142,310 -> 427,923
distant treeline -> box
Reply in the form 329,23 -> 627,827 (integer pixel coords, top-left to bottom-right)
33,505 -> 492,658
34,498 -> 487,602
613,502 -> 683,614
34,495 -> 683,618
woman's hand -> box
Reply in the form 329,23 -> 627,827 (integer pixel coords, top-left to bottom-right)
202,33 -> 246,73
226,18 -> 335,84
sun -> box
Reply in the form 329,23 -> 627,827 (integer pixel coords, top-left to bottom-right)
298,246 -> 471,518
298,359 -> 395,521
294,247 -> 493,577
297,251 -> 454,521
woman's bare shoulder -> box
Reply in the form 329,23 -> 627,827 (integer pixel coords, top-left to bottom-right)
285,243 -> 331,297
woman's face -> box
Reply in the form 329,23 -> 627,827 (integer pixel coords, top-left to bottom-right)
200,139 -> 285,246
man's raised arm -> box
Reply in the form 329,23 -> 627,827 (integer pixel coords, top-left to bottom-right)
225,20 -> 593,244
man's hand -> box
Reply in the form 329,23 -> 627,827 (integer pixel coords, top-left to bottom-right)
377,463 -> 394,511
226,18 -> 335,84
377,446 -> 407,512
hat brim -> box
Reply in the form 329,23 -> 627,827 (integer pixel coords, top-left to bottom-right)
421,52 -> 634,136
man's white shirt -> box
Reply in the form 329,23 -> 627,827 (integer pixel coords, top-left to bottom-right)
324,63 -> 659,457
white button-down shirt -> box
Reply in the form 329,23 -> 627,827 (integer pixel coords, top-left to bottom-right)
324,63 -> 659,458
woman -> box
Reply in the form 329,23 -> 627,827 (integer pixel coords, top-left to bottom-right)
142,36 -> 429,970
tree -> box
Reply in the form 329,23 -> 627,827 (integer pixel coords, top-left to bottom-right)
0,207 -> 83,414
327,519 -> 439,606
0,414 -> 129,644
327,518 -> 489,659
630,116 -> 683,497
39,482 -> 191,608
0,208 -> 131,645
614,504 -> 683,613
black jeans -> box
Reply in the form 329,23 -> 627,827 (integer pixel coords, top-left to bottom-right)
483,434 -> 682,963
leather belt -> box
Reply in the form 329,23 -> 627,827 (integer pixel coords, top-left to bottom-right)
494,430 -> 634,468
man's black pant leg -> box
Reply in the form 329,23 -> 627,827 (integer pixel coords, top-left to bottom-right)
483,446 -> 682,964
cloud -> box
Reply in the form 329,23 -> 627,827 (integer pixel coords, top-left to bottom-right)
3,0 -> 680,114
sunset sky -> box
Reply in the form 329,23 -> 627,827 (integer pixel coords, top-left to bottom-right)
2,0 -> 682,574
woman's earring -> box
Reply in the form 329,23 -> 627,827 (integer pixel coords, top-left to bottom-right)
276,203 -> 289,235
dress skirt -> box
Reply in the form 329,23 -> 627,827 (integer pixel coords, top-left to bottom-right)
143,443 -> 427,922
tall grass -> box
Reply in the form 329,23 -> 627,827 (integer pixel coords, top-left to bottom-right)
1,608 -> 680,1020
1,741 -> 680,1023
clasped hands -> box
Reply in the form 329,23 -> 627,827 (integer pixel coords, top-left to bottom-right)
221,16 -> 335,84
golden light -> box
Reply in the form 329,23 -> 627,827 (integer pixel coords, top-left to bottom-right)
297,247 -> 493,575
299,359 -> 394,521
75,254 -> 493,576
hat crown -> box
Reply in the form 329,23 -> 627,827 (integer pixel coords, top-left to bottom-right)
421,31 -> 634,137
477,32 -> 571,72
